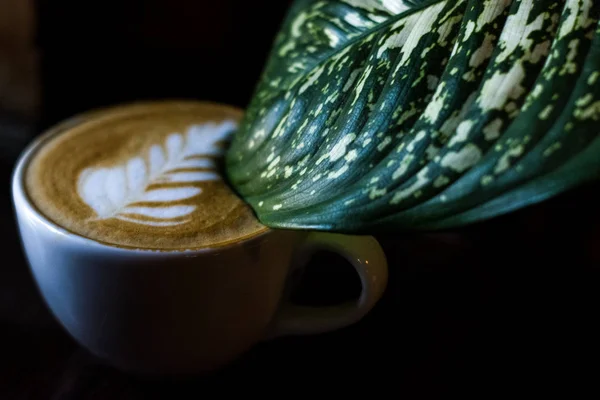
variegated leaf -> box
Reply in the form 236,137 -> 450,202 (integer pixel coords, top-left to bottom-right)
226,0 -> 600,232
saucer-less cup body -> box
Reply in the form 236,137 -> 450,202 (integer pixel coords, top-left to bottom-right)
12,127 -> 388,374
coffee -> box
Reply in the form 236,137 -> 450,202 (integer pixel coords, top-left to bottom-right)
24,100 -> 268,250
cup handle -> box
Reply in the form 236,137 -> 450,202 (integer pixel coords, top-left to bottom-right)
267,232 -> 388,338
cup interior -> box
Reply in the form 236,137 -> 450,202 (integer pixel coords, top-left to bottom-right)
11,104 -> 274,254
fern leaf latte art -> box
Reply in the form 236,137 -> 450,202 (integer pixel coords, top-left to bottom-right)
25,101 -> 267,250
77,124 -> 231,227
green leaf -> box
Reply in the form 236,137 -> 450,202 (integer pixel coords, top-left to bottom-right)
226,0 -> 600,233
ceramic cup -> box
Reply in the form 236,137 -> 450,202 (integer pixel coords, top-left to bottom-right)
11,129 -> 388,374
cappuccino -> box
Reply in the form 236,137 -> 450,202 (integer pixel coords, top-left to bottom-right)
24,101 -> 267,250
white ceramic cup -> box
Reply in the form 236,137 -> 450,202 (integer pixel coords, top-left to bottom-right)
11,122 -> 388,374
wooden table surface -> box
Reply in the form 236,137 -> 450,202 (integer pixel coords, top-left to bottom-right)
1,116 -> 599,397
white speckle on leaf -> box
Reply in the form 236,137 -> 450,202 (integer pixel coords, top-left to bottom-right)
481,175 -> 494,185
326,91 -> 339,103
299,66 -> 325,94
377,136 -> 392,151
407,130 -> 426,152
345,149 -> 358,162
255,129 -> 266,138
390,167 -> 430,204
438,15 -> 463,46
529,84 -> 544,101
376,19 -> 414,58
369,186 -> 387,199
315,104 -> 324,116
478,63 -> 526,111
497,1 -> 543,63
344,69 -> 362,92
543,142 -> 562,157
392,154 -> 415,179
341,0 -> 410,14
324,28 -> 341,46
291,11 -> 309,37
539,105 -> 553,120
440,144 -> 482,173
448,120 -> 474,147
477,0 -> 512,30
494,144 -> 525,174
575,101 -> 600,120
352,65 -> 373,105
329,133 -> 357,163
284,166 -> 293,178
483,118 -> 504,141
288,61 -> 307,73
267,156 -> 280,170
278,41 -> 295,57
434,175 -> 450,188
577,94 -> 594,107
328,165 -> 349,179
398,2 -> 446,65
463,21 -> 476,41
424,84 -> 448,123
559,0 -> 593,39
344,12 -> 368,27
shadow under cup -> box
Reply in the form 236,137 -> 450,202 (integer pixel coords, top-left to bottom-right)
11,109 -> 388,375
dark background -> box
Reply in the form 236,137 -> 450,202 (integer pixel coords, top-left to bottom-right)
1,0 -> 600,397
35,0 -> 292,130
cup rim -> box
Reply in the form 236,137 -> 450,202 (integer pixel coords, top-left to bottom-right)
11,99 -> 274,255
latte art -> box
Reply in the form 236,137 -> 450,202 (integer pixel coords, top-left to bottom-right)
77,122 -> 234,227
24,101 -> 268,250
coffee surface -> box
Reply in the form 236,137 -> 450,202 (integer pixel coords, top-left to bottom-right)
25,101 -> 268,250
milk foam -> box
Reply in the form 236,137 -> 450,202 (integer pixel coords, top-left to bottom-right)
77,120 -> 236,227
25,101 -> 267,250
